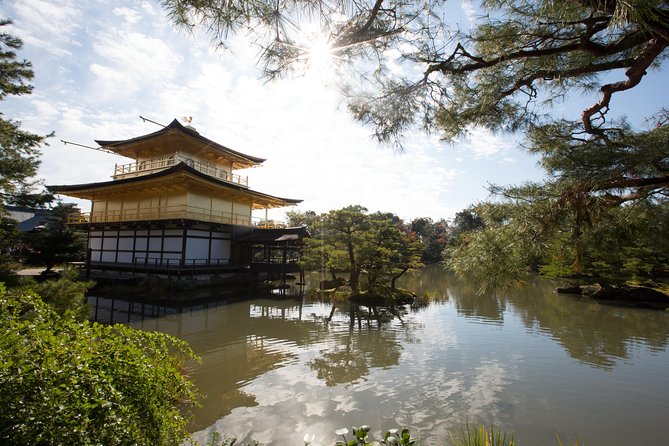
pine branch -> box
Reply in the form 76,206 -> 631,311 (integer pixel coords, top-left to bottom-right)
582,37 -> 669,134
595,173 -> 669,192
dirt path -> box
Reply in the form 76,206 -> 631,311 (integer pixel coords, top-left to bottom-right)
16,267 -> 63,276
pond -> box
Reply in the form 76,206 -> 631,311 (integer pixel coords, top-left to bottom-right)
90,265 -> 669,445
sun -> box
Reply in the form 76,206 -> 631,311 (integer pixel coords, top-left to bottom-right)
306,36 -> 333,69
302,32 -> 336,81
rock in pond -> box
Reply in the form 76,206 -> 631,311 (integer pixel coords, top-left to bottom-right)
556,283 -> 669,309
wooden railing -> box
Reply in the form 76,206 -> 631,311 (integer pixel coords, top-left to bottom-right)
67,213 -> 90,224
67,208 -> 284,228
131,257 -> 230,268
255,220 -> 286,229
113,153 -> 249,187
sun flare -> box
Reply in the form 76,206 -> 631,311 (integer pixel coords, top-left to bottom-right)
302,33 -> 336,81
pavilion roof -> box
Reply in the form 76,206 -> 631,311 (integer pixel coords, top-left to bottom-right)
95,119 -> 266,169
48,162 -> 301,210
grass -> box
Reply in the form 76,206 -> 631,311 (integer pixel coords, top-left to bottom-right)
196,424 -> 585,445
449,424 -> 514,446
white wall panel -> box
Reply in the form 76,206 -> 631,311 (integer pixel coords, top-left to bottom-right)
101,251 -> 116,262
135,237 -> 147,250
118,238 -> 133,250
163,238 -> 182,252
210,239 -> 230,261
186,238 -> 209,260
149,237 -> 162,251
117,252 -> 132,263
102,238 -> 117,250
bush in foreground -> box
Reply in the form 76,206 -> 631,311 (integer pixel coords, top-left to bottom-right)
297,424 -> 578,446
0,284 -> 199,445
16,266 -> 95,320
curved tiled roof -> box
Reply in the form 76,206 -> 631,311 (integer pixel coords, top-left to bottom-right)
48,162 -> 301,208
95,119 -> 266,166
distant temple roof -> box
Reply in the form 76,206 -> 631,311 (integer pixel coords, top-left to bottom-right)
48,162 -> 302,209
17,214 -> 49,232
95,119 -> 266,169
4,206 -> 50,231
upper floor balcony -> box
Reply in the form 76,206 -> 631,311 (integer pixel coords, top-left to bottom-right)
66,207 -> 285,228
113,153 -> 249,187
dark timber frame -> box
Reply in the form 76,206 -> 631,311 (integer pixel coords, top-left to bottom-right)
235,227 -> 310,288
73,218 -> 251,277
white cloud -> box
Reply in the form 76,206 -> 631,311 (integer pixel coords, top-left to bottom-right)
12,0 -> 80,56
89,63 -> 130,91
18,35 -> 73,58
461,0 -> 477,24
112,7 -> 142,24
93,30 -> 182,79
29,98 -> 61,123
14,0 -> 80,35
461,126 -> 515,159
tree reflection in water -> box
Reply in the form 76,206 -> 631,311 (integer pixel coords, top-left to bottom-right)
309,301 -> 407,386
503,279 -> 669,370
400,265 -> 669,370
91,267 -> 669,445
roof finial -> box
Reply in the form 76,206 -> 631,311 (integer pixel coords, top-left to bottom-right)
182,116 -> 197,132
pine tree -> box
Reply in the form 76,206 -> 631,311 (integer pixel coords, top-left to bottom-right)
0,19 -> 50,210
161,0 -> 669,141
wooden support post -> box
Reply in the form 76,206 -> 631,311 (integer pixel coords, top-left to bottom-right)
180,221 -> 187,279
86,248 -> 92,278
281,241 -> 287,295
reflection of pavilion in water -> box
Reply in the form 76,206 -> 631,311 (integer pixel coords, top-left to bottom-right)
90,294 -> 408,429
124,297 -> 319,430
88,281 -> 305,324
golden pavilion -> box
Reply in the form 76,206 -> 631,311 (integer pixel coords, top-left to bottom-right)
49,118 -> 305,277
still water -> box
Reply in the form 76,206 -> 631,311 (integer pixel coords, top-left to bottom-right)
91,265 -> 669,445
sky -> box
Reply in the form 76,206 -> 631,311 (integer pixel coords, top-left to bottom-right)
2,0 -> 667,223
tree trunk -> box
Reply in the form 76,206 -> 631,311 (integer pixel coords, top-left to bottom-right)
349,267 -> 360,294
391,267 -> 409,290
325,304 -> 336,323
346,238 -> 359,293
572,211 -> 584,274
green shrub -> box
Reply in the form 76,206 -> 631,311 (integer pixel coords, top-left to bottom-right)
18,266 -> 94,320
0,254 -> 19,287
0,284 -> 200,445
